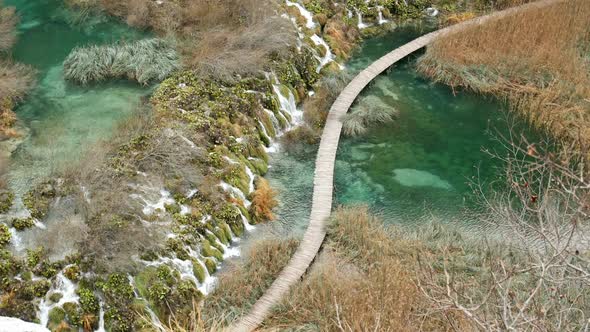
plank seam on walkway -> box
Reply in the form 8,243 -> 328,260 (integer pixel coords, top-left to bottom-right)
229,1 -> 562,330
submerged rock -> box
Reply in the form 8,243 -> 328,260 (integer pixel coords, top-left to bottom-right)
392,169 -> 453,190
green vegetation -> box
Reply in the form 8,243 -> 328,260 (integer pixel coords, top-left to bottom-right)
11,217 -> 34,231
0,224 -> 10,246
0,190 -> 13,213
64,38 -> 180,85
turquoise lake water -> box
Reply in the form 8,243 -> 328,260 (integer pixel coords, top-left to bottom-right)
265,24 -> 513,234
5,0 -> 149,194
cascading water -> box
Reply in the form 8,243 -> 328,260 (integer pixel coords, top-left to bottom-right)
377,6 -> 388,25
357,10 -> 369,29
38,272 -> 79,328
285,0 -> 316,29
311,34 -> 336,72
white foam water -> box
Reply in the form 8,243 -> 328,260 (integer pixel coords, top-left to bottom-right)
311,34 -> 336,73
285,0 -> 316,29
38,272 -> 79,328
219,182 -> 251,208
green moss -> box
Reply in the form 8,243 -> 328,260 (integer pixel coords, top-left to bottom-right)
48,307 -> 66,331
104,306 -> 135,332
64,265 -> 80,282
205,232 -> 225,254
191,259 -> 206,283
62,302 -> 81,327
23,181 -> 56,220
148,280 -> 171,304
0,224 -> 11,247
164,203 -> 181,214
212,227 -> 229,245
201,239 -> 223,261
204,258 -> 217,274
25,247 -> 43,268
0,190 -> 14,214
219,222 -> 234,242
247,158 -> 268,176
49,292 -> 63,303
36,260 -> 60,279
101,273 -> 135,307
21,279 -> 51,299
11,217 -> 35,231
78,287 -> 99,315
229,220 -> 245,237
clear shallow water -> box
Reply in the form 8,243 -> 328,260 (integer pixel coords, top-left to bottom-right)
5,0 -> 149,194
335,56 -> 507,224
264,23 -> 514,233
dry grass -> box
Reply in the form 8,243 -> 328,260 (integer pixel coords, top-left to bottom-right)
201,238 -> 300,326
0,2 -> 17,52
418,0 -> 590,150
261,206 -> 420,332
67,0 -> 296,79
249,178 -> 278,224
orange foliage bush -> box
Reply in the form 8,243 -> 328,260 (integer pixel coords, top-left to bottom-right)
249,178 -> 277,223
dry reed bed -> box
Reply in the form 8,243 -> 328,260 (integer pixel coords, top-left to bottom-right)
418,0 -> 590,151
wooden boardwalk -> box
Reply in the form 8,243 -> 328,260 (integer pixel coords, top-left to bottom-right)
229,1 -> 562,330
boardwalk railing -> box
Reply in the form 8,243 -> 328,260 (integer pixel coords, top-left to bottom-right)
229,1 -> 562,330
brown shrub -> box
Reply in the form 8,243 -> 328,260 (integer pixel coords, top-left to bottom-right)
0,3 -> 17,52
249,178 -> 278,223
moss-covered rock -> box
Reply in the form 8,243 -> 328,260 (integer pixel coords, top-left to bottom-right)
191,259 -> 206,283
23,180 -> 56,220
64,265 -> 80,282
47,306 -> 67,331
78,287 -> 99,315
49,291 -> 63,303
0,224 -> 11,247
200,239 -> 223,262
11,217 -> 35,231
0,190 -> 14,214
204,258 -> 217,274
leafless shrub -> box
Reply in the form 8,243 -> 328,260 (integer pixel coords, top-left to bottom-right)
0,2 -> 17,52
418,124 -> 590,331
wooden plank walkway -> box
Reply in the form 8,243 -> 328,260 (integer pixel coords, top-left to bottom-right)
229,1 -> 562,330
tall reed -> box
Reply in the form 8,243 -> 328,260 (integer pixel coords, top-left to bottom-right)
418,0 -> 590,150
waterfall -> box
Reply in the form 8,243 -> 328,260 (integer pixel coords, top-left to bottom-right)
38,272 -> 79,328
311,34 -> 336,73
258,120 -> 273,144
357,10 -> 368,29
285,0 -> 316,29
239,210 -> 256,231
219,182 -> 251,208
245,165 -> 256,193
145,255 -> 202,289
129,189 -> 175,216
263,109 -> 282,133
95,302 -> 106,332
272,85 -> 303,125
9,228 -> 22,251
377,6 -> 388,24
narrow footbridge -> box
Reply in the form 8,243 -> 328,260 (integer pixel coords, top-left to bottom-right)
230,0 -> 561,330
